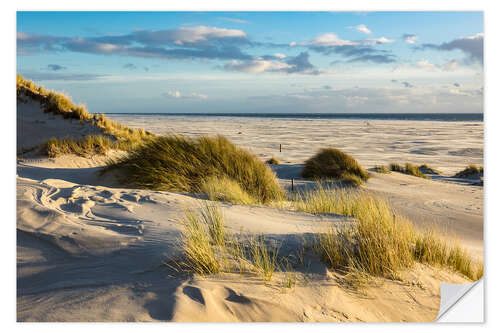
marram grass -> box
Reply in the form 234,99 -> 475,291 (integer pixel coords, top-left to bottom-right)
105,135 -> 284,204
172,203 -> 281,281
301,148 -> 369,185
293,184 -> 483,281
454,165 -> 483,178
389,163 -> 430,179
201,176 -> 257,205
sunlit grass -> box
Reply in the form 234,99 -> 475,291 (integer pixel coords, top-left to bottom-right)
301,148 -> 369,185
105,135 -> 284,204
201,176 -> 256,205
292,184 -> 482,281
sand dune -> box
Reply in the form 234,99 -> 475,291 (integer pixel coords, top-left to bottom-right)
17,165 -> 469,322
17,100 -> 482,322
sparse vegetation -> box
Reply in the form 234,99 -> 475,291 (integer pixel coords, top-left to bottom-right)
201,176 -> 256,205
266,157 -> 280,165
292,185 -> 482,281
17,74 -> 154,157
339,174 -> 365,187
301,148 -> 370,185
373,165 -> 390,174
454,165 -> 483,178
105,135 -> 284,204
44,135 -> 113,158
389,163 -> 429,179
413,229 -> 483,280
418,164 -> 441,175
171,203 -> 282,281
179,206 -> 224,275
249,235 -> 281,281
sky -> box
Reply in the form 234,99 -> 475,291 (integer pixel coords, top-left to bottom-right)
17,11 -> 484,114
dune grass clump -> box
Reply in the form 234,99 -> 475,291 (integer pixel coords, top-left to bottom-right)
266,157 -> 280,165
301,148 -> 369,185
293,185 -> 482,281
105,135 -> 284,204
413,229 -> 483,280
454,165 -> 484,178
201,176 -> 256,205
389,163 -> 429,179
179,205 -> 225,275
173,203 -> 282,281
418,164 -> 441,175
44,135 -> 113,158
293,184 -> 371,217
249,235 -> 281,281
373,165 -> 390,174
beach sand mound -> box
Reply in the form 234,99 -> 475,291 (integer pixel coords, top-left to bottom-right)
17,171 -> 470,322
17,96 -> 109,155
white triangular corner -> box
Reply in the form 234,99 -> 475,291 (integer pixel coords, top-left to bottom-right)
436,278 -> 484,322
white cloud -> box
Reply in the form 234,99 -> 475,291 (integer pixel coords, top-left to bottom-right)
164,90 -> 208,99
190,93 -> 208,99
310,33 -> 357,47
355,24 -> 372,34
442,60 -> 459,71
274,53 -> 287,59
403,34 -> 418,44
415,59 -> 437,71
168,26 -> 247,45
224,59 -> 291,73
364,37 -> 394,45
289,41 -> 297,47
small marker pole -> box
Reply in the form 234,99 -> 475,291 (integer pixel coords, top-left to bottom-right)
291,178 -> 294,192
279,144 -> 282,153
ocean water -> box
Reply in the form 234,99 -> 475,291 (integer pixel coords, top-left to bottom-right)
105,113 -> 483,122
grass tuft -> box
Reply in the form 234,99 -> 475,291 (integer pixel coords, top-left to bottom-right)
390,163 -> 429,179
454,165 -> 484,178
173,203 -> 281,281
301,148 -> 369,184
105,135 -> 284,204
266,157 -> 280,165
249,235 -> 281,281
418,164 -> 441,175
201,176 -> 256,205
44,135 -> 113,158
293,185 -> 482,281
180,208 -> 223,275
373,165 -> 390,174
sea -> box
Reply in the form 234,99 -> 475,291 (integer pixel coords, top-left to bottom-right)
104,113 -> 483,122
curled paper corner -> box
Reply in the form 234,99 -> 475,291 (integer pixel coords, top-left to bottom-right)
436,278 -> 484,322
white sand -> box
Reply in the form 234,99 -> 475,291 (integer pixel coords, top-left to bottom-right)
107,114 -> 483,175
17,102 -> 482,322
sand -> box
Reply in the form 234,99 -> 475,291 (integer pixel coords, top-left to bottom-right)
107,114 -> 483,175
16,101 -> 482,322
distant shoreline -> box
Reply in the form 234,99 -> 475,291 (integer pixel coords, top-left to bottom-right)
103,113 -> 483,122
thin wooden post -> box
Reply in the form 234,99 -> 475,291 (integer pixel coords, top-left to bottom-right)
291,178 -> 294,192
279,144 -> 282,153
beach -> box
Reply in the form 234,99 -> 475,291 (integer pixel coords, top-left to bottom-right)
106,115 -> 484,175
17,93 -> 483,321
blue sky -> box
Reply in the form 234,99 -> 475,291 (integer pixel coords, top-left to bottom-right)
17,11 -> 483,113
